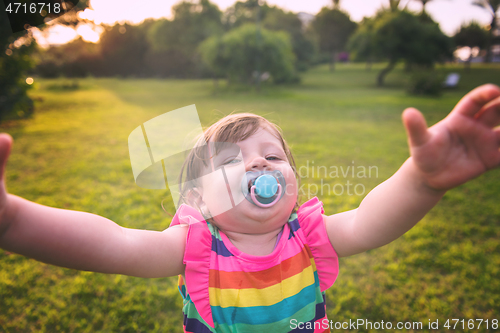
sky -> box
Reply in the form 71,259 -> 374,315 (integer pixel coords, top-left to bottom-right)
32,0 -> 496,47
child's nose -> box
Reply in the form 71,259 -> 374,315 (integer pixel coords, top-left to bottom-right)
248,157 -> 270,171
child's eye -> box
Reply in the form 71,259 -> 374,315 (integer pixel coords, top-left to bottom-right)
266,156 -> 280,161
223,158 -> 241,165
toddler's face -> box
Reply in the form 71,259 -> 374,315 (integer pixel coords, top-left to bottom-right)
199,127 -> 298,234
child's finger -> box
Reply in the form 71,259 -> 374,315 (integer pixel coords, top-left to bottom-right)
451,84 -> 500,118
475,96 -> 500,128
493,128 -> 500,169
402,108 -> 430,147
0,134 -> 13,181
495,127 -> 500,146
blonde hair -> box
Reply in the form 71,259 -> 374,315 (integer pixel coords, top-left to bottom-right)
178,113 -> 300,215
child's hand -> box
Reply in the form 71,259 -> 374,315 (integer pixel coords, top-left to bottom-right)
326,84 -> 500,257
0,134 -> 13,229
402,84 -> 500,191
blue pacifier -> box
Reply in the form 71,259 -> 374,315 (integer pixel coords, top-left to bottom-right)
241,170 -> 286,207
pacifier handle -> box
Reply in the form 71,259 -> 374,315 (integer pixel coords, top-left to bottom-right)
250,184 -> 282,208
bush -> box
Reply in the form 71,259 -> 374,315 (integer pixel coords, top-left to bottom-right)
406,71 -> 443,96
200,24 -> 298,84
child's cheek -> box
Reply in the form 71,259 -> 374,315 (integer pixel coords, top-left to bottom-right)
201,163 -> 246,217
223,164 -> 247,206
200,171 -> 233,217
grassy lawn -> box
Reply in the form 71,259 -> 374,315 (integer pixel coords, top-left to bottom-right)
1,63 -> 499,332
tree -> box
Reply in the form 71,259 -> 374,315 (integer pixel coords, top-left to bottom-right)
389,0 -> 402,11
411,0 -> 440,13
147,0 -> 223,77
261,7 -> 316,70
347,17 -> 377,69
199,24 -> 297,84
35,36 -> 102,78
311,5 -> 357,71
356,10 -> 453,86
0,0 -> 89,120
0,20 -> 36,121
222,1 -> 316,71
222,0 -> 260,29
453,22 -> 489,68
150,0 -> 223,54
454,22 -> 489,49
472,0 -> 500,62
99,22 -> 153,77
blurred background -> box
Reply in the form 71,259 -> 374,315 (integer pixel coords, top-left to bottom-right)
1,0 -> 499,332
1,0 -> 499,115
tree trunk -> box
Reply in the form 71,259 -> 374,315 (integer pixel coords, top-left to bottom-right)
377,60 -> 397,86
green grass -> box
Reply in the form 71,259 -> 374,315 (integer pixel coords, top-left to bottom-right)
1,63 -> 500,332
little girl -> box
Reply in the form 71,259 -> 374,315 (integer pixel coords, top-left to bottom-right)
0,84 -> 499,332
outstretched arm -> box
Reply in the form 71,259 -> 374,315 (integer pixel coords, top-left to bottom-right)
325,84 -> 500,257
0,134 -> 186,277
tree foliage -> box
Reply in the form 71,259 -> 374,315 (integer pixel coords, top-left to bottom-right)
347,17 -> 377,65
0,0 -> 90,120
100,23 -> 153,77
349,9 -> 453,86
454,22 -> 489,49
311,7 -> 357,70
36,37 -> 102,78
146,0 -> 223,77
261,8 -> 315,70
199,24 -> 297,84
33,0 -> 315,83
0,20 -> 36,121
37,22 -> 154,78
410,0 -> 444,14
35,0 -> 224,79
472,0 -> 500,62
149,0 -> 223,55
223,0 -> 315,70
389,0 -> 402,11
453,21 -> 490,69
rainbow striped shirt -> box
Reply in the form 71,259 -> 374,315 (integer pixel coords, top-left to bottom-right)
172,197 -> 339,333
